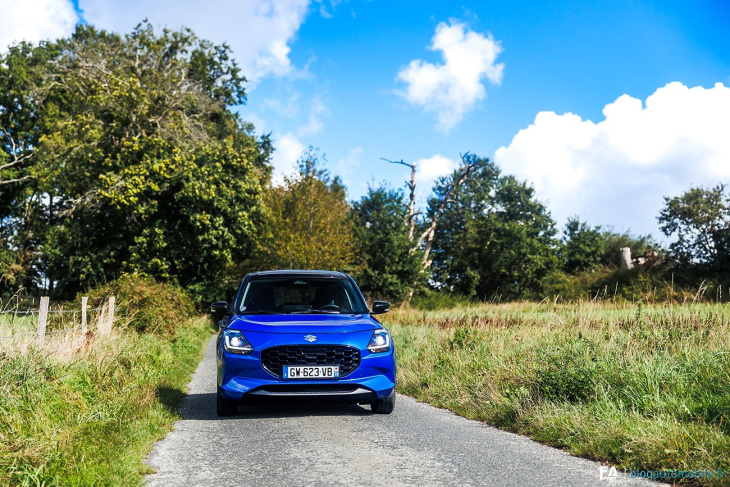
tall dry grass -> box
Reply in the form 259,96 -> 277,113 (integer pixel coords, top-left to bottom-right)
0,278 -> 207,486
386,300 -> 730,486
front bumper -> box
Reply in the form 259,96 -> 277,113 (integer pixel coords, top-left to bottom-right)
244,384 -> 381,404
216,330 -> 396,403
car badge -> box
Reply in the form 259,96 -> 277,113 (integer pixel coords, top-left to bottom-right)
304,335 -> 317,342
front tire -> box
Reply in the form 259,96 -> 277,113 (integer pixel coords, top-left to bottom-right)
370,392 -> 395,414
217,387 -> 238,417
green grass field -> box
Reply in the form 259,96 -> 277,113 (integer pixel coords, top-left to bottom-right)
386,301 -> 730,486
0,317 -> 212,486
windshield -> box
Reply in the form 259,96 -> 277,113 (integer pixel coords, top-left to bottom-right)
237,276 -> 369,314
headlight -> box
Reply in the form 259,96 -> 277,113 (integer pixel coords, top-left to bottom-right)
223,329 -> 253,355
367,329 -> 391,353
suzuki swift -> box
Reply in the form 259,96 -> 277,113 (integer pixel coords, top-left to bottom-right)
211,270 -> 396,416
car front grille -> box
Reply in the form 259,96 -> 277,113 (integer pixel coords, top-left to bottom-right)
261,345 -> 361,378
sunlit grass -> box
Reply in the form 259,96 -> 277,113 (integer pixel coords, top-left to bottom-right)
387,301 -> 730,486
0,318 -> 212,486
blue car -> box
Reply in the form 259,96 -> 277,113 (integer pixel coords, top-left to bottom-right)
211,270 -> 396,416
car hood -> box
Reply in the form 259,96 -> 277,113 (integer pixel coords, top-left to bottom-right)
226,314 -> 382,334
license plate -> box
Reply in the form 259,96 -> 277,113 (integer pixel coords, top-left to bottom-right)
283,365 -> 340,379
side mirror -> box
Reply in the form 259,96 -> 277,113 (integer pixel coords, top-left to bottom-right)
211,301 -> 230,315
371,301 -> 390,314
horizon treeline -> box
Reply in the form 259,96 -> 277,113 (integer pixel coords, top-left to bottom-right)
2,23 -> 729,305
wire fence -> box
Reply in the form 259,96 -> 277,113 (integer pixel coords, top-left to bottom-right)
0,310 -> 39,315
0,308 -> 105,316
0,296 -> 116,347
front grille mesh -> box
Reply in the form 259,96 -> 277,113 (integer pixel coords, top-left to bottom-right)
261,345 -> 360,378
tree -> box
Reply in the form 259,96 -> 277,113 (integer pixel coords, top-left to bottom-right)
382,153 -> 483,301
256,148 -> 355,271
384,154 -> 482,268
352,185 -> 422,302
380,158 -> 418,241
429,156 -> 558,299
560,217 -> 603,273
658,184 -> 730,268
1,22 -> 271,299
598,228 -> 656,268
0,41 -> 60,294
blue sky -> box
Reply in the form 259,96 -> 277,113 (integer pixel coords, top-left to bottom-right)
2,0 -> 730,239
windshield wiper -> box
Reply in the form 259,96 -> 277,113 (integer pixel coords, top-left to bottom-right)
240,309 -> 279,314
289,309 -> 340,315
289,309 -> 345,314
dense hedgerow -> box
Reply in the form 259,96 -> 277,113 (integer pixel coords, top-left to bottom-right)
86,275 -> 195,335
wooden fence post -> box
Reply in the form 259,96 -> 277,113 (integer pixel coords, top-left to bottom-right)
620,247 -> 633,270
97,302 -> 107,335
81,296 -> 88,335
37,296 -> 49,347
106,297 -> 115,334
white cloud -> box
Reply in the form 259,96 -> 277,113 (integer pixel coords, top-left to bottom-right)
243,112 -> 268,133
412,154 -> 458,202
297,96 -> 329,136
270,132 -> 305,185
396,21 -> 504,131
314,0 -> 342,19
337,146 -> 362,177
494,82 -> 730,237
80,0 -> 310,83
264,91 -> 302,118
0,0 -> 78,52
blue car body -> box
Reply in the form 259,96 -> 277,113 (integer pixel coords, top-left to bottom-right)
214,270 -> 396,415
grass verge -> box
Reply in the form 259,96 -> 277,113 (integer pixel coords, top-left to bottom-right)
0,317 -> 212,486
387,302 -> 730,486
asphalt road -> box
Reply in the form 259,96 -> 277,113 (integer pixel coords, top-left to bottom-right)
145,336 -> 660,487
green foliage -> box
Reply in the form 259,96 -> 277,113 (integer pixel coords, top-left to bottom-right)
541,265 -> 684,302
560,217 -> 603,273
535,343 -> 596,403
659,184 -> 730,269
430,155 -> 559,300
559,219 -> 658,276
0,41 -> 60,294
351,185 -> 422,302
1,22 -> 270,300
410,288 -> 476,310
598,228 -> 657,268
255,148 -> 355,271
86,275 -> 195,334
5,22 -> 729,307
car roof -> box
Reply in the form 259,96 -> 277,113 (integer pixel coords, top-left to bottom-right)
247,270 -> 350,279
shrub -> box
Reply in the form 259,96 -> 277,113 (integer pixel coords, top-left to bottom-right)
86,275 -> 195,334
534,348 -> 596,403
410,289 -> 476,310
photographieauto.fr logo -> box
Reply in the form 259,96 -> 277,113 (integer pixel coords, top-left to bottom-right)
599,466 -> 619,481
600,466 -> 726,482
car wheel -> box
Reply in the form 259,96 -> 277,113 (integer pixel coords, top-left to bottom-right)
370,392 -> 395,414
217,387 -> 238,417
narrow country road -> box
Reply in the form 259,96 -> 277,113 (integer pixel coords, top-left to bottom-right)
145,336 -> 659,487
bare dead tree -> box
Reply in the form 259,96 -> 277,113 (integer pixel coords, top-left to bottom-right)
383,153 -> 478,302
415,152 -> 476,268
381,158 -> 418,240
382,152 -> 477,268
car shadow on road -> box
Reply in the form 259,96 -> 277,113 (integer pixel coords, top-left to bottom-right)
176,392 -> 374,420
